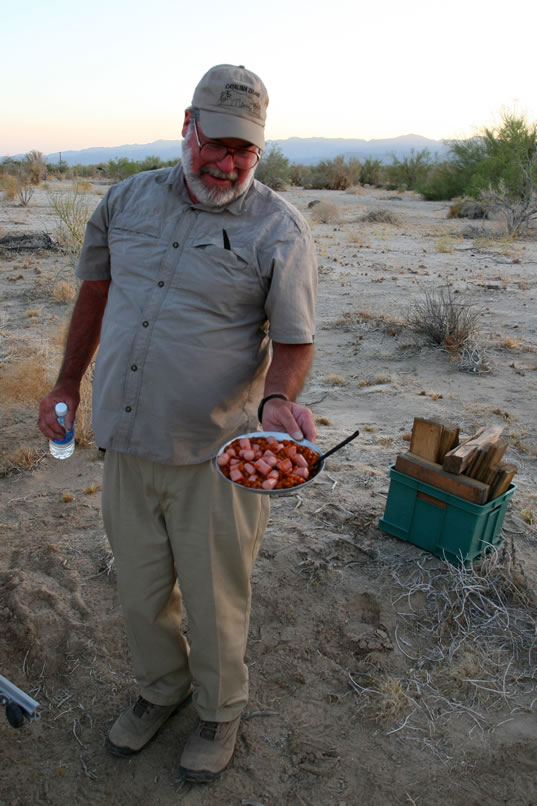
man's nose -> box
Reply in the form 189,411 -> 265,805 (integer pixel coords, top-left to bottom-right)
215,151 -> 236,171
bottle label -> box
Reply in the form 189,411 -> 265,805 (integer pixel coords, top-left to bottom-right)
52,429 -> 74,446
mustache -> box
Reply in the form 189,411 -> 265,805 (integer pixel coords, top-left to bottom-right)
201,166 -> 238,182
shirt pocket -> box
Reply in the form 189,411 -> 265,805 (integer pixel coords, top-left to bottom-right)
108,213 -> 166,279
109,211 -> 162,238
180,238 -> 266,305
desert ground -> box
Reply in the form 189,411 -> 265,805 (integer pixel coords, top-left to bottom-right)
1,179 -> 536,806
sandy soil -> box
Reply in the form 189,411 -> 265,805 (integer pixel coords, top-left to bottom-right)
1,181 -> 537,806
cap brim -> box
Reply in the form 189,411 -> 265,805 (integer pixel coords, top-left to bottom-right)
198,109 -> 265,150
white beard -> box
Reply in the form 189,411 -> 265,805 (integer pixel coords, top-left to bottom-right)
181,131 -> 255,208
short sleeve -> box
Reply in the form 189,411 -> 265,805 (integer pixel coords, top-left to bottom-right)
263,218 -> 317,344
75,192 -> 112,281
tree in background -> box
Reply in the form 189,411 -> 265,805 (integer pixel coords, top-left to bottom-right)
255,144 -> 291,190
386,148 -> 431,191
472,114 -> 537,235
24,150 -> 46,185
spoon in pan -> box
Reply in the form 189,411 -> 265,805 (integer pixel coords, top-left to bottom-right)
311,429 -> 360,471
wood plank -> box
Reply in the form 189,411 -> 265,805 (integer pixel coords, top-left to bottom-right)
465,446 -> 485,478
410,418 -> 444,462
437,424 -> 460,462
478,440 -> 507,483
394,452 -> 490,505
488,462 -> 518,500
442,426 -> 504,474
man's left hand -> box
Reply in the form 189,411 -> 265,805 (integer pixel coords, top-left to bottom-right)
261,398 -> 316,443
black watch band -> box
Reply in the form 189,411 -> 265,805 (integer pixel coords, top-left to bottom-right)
257,393 -> 288,424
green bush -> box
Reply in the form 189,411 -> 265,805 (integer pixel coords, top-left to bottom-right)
448,113 -> 537,234
360,158 -> 383,186
255,144 -> 291,190
305,155 -> 361,190
418,161 -> 468,201
386,148 -> 432,191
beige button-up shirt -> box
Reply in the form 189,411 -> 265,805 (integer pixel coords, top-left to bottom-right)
76,164 -> 317,465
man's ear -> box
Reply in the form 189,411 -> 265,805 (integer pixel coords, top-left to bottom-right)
182,110 -> 191,138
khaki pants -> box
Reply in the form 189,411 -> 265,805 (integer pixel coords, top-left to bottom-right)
102,450 -> 269,721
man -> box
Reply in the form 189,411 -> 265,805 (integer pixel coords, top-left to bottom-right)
38,64 -> 317,782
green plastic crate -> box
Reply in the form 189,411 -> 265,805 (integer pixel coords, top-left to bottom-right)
378,465 -> 516,565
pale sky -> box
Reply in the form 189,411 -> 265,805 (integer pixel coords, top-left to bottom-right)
2,0 -> 535,156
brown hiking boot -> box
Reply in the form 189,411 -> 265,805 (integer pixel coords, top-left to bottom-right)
106,691 -> 192,757
177,716 -> 241,782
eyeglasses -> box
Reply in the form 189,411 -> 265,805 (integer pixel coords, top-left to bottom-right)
193,118 -> 261,169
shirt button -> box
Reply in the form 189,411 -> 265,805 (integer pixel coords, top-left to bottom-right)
125,406 -> 132,413
131,364 -> 138,371
172,242 -> 179,248
158,281 -> 165,287
142,321 -> 149,327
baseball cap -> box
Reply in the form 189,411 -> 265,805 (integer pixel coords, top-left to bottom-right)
191,64 -> 269,150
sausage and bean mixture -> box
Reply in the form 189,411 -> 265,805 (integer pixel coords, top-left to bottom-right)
217,436 -> 320,490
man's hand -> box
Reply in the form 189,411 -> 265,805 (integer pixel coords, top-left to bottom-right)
261,397 -> 316,443
37,279 -> 109,441
38,382 -> 80,440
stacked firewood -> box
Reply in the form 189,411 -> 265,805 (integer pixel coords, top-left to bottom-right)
394,418 -> 518,505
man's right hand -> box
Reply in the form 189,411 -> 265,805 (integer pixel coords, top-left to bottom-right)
38,383 -> 80,440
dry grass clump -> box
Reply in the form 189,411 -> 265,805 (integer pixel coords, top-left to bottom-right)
323,374 -> 346,386
456,339 -> 492,374
310,201 -> 343,224
76,366 -> 95,447
350,671 -> 412,724
0,353 -> 53,407
358,374 -> 393,388
448,199 -> 488,220
473,235 -> 518,256
0,174 -> 20,201
3,445 -> 46,474
435,235 -> 459,253
351,541 -> 536,743
407,284 -> 481,352
499,336 -> 523,350
361,209 -> 400,225
48,184 -> 92,261
53,279 -> 77,303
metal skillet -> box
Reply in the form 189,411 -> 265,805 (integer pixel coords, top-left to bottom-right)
215,430 -> 359,496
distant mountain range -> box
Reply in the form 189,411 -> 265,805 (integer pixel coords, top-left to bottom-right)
4,134 -> 449,167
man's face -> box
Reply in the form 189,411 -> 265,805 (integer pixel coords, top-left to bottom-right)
181,112 -> 259,207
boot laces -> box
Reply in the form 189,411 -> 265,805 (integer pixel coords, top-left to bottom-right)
133,696 -> 155,718
199,720 -> 220,740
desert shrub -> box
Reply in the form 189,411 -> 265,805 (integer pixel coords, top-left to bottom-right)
447,198 -> 488,219
306,155 -> 361,190
72,180 -> 92,193
407,284 -> 481,350
448,113 -> 537,235
255,144 -> 291,190
48,184 -> 92,261
18,183 -> 35,206
107,157 -> 139,181
289,163 -> 312,187
24,150 -> 46,185
53,279 -> 77,302
362,208 -> 400,225
360,158 -> 383,186
419,160 -> 468,201
386,148 -> 431,191
0,354 -> 53,407
310,200 -> 342,224
0,174 -> 20,201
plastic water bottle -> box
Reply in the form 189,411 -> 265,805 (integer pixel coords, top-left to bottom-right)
49,402 -> 75,459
